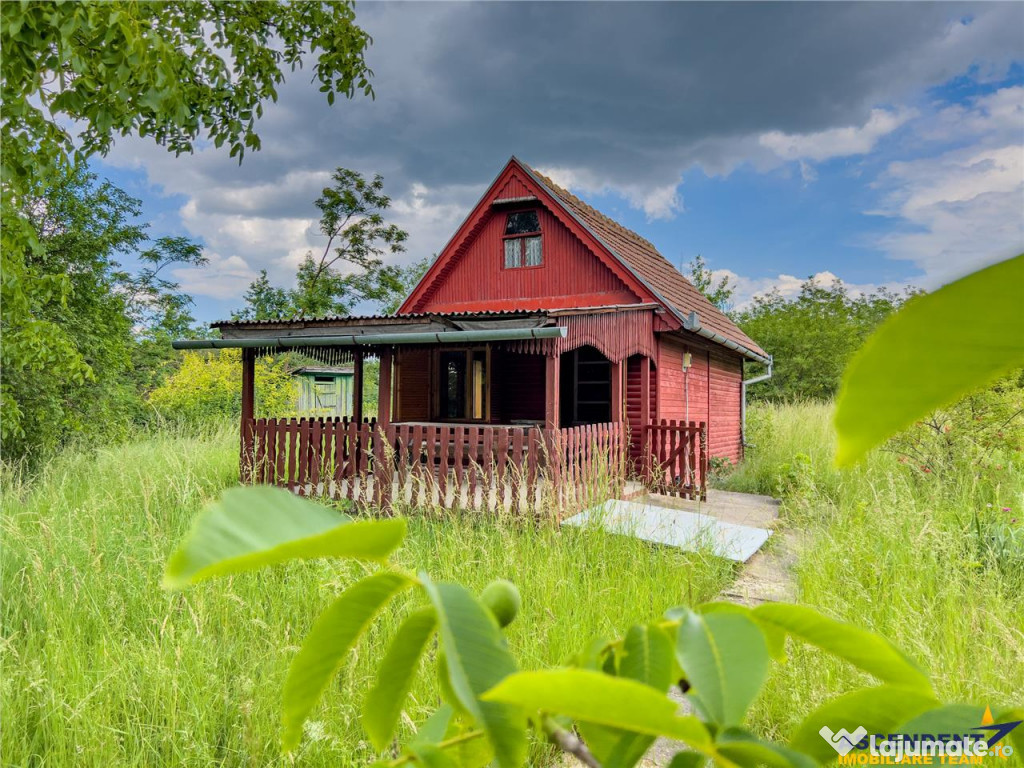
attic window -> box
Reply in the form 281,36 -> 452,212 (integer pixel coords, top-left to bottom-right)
503,211 -> 542,268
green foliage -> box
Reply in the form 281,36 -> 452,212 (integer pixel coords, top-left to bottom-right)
480,580 -> 522,628
834,254 -> 1024,466
163,487 -> 1005,766
3,428 -> 728,766
676,610 -> 770,726
232,170 -> 423,321
364,606 -> 439,751
163,486 -> 406,589
147,349 -> 297,424
1,0 -> 373,459
686,255 -> 736,313
0,165 -> 205,459
735,278 -> 909,401
282,571 -> 412,750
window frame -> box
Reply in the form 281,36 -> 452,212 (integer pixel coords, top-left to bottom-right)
501,210 -> 544,271
432,346 -> 491,423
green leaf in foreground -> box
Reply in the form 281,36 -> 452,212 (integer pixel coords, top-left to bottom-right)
716,728 -> 817,768
163,486 -> 406,588
834,253 -> 1024,466
789,685 -> 938,763
483,669 -> 711,746
752,603 -> 931,691
282,571 -> 412,751
363,606 -> 438,751
420,575 -> 525,768
676,610 -> 769,727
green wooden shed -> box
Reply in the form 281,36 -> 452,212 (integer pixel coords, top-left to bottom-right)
294,366 -> 354,418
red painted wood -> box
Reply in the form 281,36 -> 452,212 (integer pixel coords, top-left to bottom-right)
378,348 -> 393,425
545,354 -> 559,429
352,351 -> 364,425
402,161 -> 652,315
310,419 -> 322,489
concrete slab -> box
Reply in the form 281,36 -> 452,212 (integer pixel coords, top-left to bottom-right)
563,498 -> 772,562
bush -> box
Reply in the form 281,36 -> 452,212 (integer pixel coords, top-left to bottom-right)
147,350 -> 296,424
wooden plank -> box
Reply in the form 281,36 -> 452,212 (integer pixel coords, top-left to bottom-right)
266,419 -> 278,485
240,348 -> 256,483
310,418 -> 323,491
699,421 -> 708,502
333,418 -> 344,491
544,354 -> 560,429
276,419 -> 287,487
287,417 -> 298,490
525,428 -> 538,507
466,426 -> 479,507
438,426 -> 450,505
495,427 -> 509,490
482,427 -> 494,510
509,428 -> 524,515
378,348 -> 393,425
352,351 -> 364,424
298,419 -> 311,495
452,426 -> 465,507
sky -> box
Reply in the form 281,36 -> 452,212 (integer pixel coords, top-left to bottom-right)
95,2 -> 1024,324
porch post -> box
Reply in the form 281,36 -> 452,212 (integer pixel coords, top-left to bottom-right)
352,351 -> 364,423
545,353 -> 560,430
640,356 -> 651,480
640,356 -> 651,426
240,348 -> 255,483
378,348 -> 393,425
610,359 -> 622,423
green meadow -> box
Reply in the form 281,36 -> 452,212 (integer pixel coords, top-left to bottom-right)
3,404 -> 1022,765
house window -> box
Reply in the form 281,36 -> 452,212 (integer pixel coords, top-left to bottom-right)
438,349 -> 489,421
503,210 -> 542,268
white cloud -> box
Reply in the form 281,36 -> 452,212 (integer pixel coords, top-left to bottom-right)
172,252 -> 258,302
537,166 -> 682,221
866,85 -> 1024,285
759,107 -> 915,163
712,268 -> 908,311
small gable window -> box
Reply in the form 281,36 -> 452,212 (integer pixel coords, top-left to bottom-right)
502,210 -> 542,268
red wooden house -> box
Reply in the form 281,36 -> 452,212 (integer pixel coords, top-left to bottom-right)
175,157 -> 770,511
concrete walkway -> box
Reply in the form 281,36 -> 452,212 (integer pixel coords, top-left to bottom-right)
636,489 -> 798,766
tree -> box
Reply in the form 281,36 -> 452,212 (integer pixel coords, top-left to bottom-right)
686,254 -> 735,313
1,1 -> 373,457
2,166 -> 205,458
234,170 -> 416,320
232,270 -> 293,322
734,277 -> 911,401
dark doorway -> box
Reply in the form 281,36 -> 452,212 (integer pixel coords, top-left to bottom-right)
559,346 -> 612,426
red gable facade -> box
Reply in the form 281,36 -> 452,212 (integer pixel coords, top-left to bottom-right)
397,157 -> 769,463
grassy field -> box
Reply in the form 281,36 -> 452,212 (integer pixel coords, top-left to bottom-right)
1,426 -> 731,766
3,404 -> 1022,766
721,402 -> 1024,742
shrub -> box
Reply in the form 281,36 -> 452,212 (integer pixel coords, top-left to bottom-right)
147,350 -> 296,424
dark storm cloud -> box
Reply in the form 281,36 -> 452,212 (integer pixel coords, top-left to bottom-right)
117,1 -> 1021,217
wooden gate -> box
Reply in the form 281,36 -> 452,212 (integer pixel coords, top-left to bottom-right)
642,420 -> 707,500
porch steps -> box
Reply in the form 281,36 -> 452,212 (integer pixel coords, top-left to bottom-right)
562,491 -> 777,563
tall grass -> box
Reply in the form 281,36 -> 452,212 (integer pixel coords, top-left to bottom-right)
721,402 -> 1024,740
1,427 -> 731,767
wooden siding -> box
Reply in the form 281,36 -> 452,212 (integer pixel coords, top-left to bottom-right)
555,309 -> 657,363
625,354 -> 657,467
656,335 -> 743,464
419,204 -> 639,313
395,348 -> 431,421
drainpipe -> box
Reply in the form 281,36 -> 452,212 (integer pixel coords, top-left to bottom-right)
741,359 -> 773,447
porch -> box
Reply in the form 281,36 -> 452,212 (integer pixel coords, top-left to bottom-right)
174,307 -> 708,514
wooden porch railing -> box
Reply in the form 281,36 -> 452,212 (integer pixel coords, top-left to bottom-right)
242,417 -> 625,517
642,419 -> 707,500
